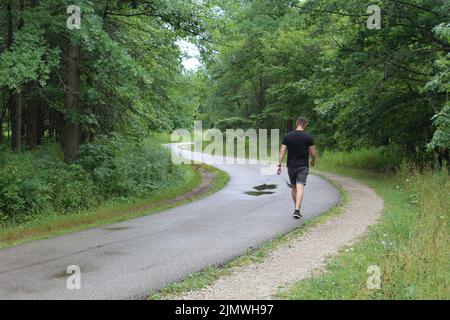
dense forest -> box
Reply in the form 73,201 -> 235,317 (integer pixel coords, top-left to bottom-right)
0,0 -> 449,224
0,0 -> 206,224
0,0 -> 204,159
194,0 -> 449,165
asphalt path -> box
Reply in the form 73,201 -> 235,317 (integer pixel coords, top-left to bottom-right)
0,144 -> 339,299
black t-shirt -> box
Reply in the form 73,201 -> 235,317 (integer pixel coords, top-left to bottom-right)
282,130 -> 315,169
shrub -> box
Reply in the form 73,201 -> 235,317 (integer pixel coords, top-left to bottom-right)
0,144 -> 96,223
0,135 -> 183,225
77,134 -> 181,198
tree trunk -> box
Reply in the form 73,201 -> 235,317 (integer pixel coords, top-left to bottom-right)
0,116 -> 3,143
286,118 -> 293,133
25,0 -> 40,149
11,93 -> 22,152
7,106 -> 10,139
6,1 -> 21,152
26,97 -> 38,149
36,101 -> 45,145
50,109 -> 64,140
0,10 -> 4,144
61,43 -> 81,162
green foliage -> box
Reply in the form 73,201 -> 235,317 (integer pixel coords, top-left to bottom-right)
77,134 -> 180,198
197,0 -> 449,161
0,0 -> 205,142
0,0 -> 210,225
0,138 -> 182,226
427,23 -> 450,150
429,103 -> 450,150
0,144 -> 95,223
215,117 -> 253,131
319,146 -> 409,172
0,31 -> 59,91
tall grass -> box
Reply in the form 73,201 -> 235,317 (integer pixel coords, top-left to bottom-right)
280,148 -> 449,299
319,146 -> 406,172
396,168 -> 449,299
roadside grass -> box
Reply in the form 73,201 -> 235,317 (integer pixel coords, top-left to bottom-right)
278,151 -> 449,300
148,176 -> 349,300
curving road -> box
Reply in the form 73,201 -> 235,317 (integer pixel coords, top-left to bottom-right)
0,144 -> 339,300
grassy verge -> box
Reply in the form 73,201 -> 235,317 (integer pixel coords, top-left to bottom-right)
0,163 -> 229,249
148,176 -> 348,300
278,152 -> 449,299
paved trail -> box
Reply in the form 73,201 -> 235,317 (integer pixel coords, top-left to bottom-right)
0,144 -> 339,300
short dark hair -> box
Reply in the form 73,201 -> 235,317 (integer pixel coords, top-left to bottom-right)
296,116 -> 308,128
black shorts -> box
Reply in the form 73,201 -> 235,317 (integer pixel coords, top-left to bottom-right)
288,167 -> 309,186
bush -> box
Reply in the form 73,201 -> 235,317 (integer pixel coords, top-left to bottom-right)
0,135 -> 182,226
0,144 -> 96,224
77,135 -> 181,198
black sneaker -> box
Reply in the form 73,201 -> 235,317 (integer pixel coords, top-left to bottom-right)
293,209 -> 302,219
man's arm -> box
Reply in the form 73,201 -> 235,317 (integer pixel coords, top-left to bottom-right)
277,144 -> 287,175
309,145 -> 317,167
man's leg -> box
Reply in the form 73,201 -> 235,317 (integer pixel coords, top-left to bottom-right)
295,169 -> 309,211
295,183 -> 305,210
291,185 -> 297,205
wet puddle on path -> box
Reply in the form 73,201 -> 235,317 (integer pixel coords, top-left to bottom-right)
245,184 -> 277,196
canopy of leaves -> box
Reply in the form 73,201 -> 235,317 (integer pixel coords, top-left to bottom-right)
194,0 -> 449,161
0,0 -> 208,139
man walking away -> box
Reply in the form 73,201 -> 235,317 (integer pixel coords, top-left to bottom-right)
277,116 -> 317,219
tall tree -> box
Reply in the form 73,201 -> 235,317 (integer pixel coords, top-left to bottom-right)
6,1 -> 21,152
197,0 -> 449,160
61,40 -> 80,161
0,0 -> 207,159
25,0 -> 42,149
